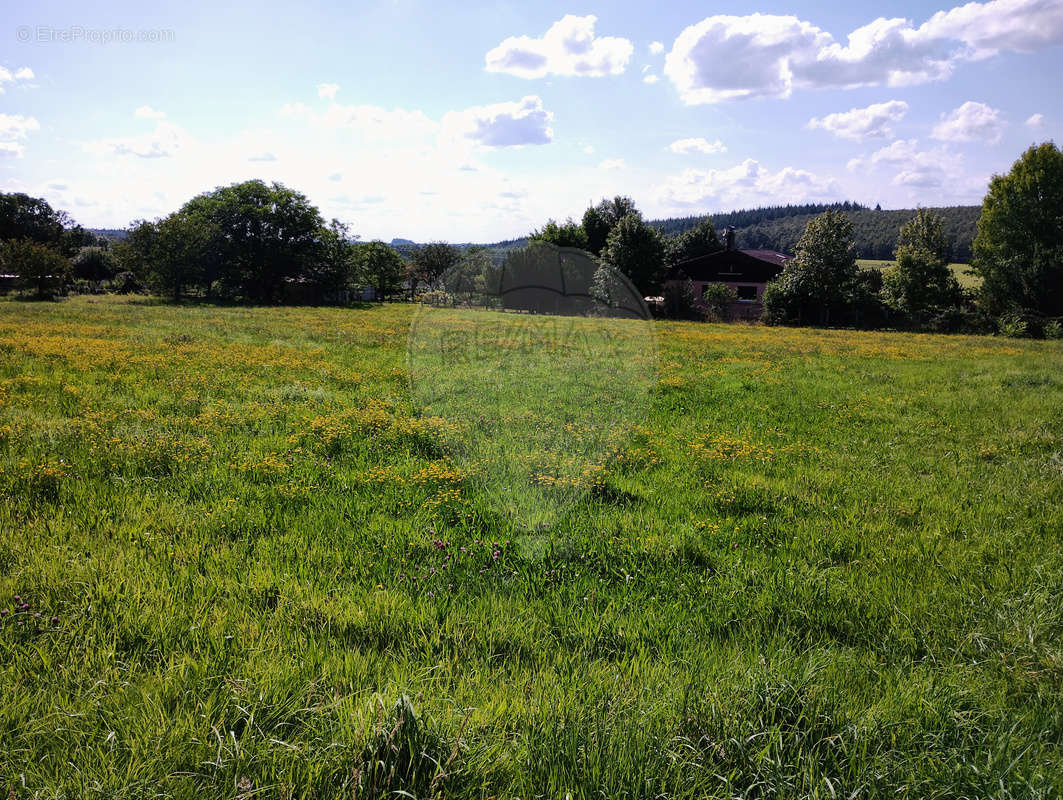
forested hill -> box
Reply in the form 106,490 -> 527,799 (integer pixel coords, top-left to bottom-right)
651,203 -> 981,262
95,202 -> 980,264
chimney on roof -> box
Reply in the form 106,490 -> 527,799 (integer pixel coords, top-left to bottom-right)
725,226 -> 735,250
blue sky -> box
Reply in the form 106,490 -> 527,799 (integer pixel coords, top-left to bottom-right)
2,0 -> 1061,241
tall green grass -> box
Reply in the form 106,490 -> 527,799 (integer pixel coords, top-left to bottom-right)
0,295 -> 1061,798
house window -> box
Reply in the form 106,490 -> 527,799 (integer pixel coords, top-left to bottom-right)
736,285 -> 757,301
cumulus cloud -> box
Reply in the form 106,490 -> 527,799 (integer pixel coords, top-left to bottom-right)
317,83 -> 339,100
807,100 -> 909,140
85,121 -> 193,159
0,113 -> 41,142
668,137 -> 727,155
799,17 -> 955,89
664,14 -> 830,103
0,66 -> 35,93
649,41 -> 665,54
0,113 -> 39,159
664,0 -> 1063,104
599,158 -> 625,170
931,101 -> 1006,143
134,105 -> 166,119
485,14 -> 633,78
863,138 -> 967,189
920,0 -> 1063,56
656,158 -> 839,209
442,95 -> 553,148
643,74 -> 659,84
1026,112 -> 1045,128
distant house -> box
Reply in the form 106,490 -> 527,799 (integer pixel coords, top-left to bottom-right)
664,228 -> 791,320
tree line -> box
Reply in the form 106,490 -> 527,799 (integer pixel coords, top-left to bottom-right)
0,142 -> 1059,335
652,203 -> 980,262
0,181 -> 466,303
758,143 -> 1063,335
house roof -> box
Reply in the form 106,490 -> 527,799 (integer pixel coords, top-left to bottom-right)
667,248 -> 791,284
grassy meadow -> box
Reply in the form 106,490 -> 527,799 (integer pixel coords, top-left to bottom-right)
1,295 -> 1062,798
857,259 -> 980,289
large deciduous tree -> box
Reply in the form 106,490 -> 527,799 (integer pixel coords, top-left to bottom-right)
305,219 -> 356,295
973,142 -> 1063,316
355,241 -> 406,300
182,180 -> 325,302
528,219 -> 588,251
882,208 -> 962,314
0,193 -> 67,249
581,205 -> 612,256
409,241 -> 461,294
1,239 -> 70,299
599,213 -> 665,297
664,219 -> 722,268
146,213 -> 213,301
763,209 -> 860,325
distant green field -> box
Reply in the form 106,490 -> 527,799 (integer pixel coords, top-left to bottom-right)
858,259 -> 981,288
2,296 -> 1061,798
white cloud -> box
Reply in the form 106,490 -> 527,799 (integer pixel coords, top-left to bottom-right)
643,74 -> 659,84
317,83 -> 339,100
0,142 -> 24,158
801,17 -> 955,89
85,121 -> 193,159
664,0 -> 1063,104
441,95 -> 553,148
0,113 -> 41,142
649,41 -> 665,54
807,100 -> 909,140
1026,113 -> 1045,128
583,145 -> 595,154
931,101 -> 1005,143
920,0 -> 1063,57
599,158 -> 625,170
656,158 -> 839,209
664,14 -> 830,103
134,105 -> 166,119
485,14 -> 633,78
0,66 -> 35,93
281,100 -> 438,144
862,138 -> 969,190
282,93 -> 554,151
668,137 -> 727,155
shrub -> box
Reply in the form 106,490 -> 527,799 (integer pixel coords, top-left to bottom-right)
924,307 -> 996,335
108,271 -> 144,294
699,282 -> 738,322
415,289 -> 453,306
71,246 -> 117,281
997,311 -> 1034,338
